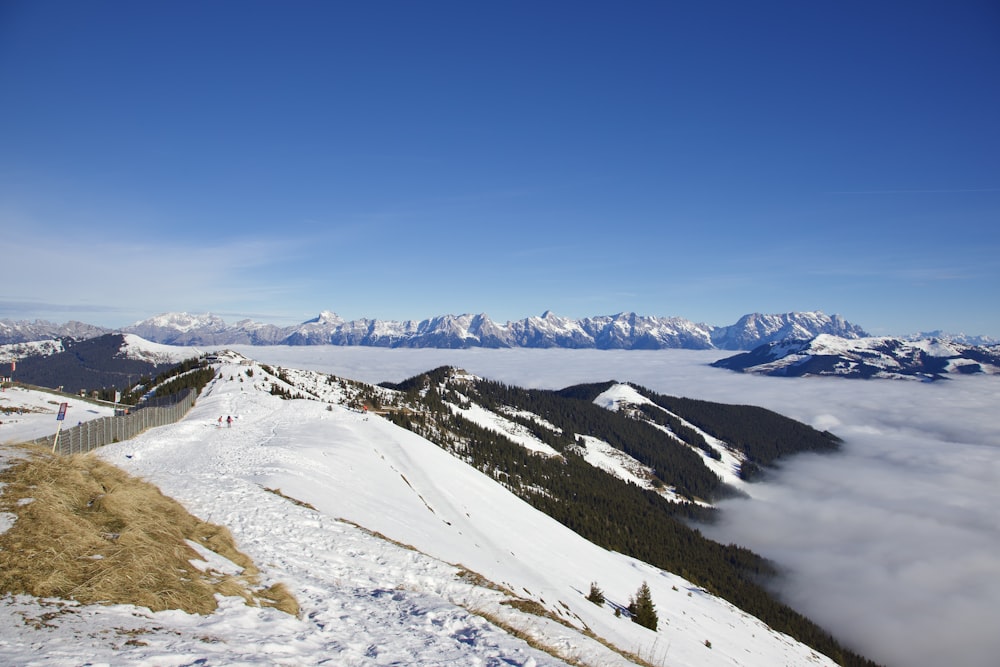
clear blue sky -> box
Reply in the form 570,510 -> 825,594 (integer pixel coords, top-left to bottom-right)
2,1 -> 998,336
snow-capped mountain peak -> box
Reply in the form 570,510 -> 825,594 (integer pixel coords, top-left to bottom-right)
709,311 -> 866,350
137,312 -> 228,333
305,310 -> 345,325
2,309 -> 874,350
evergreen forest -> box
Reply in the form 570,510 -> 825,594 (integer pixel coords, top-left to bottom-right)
380,367 -> 877,667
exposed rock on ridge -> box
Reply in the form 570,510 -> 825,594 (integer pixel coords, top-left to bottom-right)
2,310 -> 866,351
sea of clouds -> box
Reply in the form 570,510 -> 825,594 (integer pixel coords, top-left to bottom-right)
231,345 -> 1000,667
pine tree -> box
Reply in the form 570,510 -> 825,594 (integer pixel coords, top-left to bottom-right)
586,582 -> 605,606
628,581 -> 658,631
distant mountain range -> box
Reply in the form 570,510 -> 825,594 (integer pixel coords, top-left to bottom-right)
5,311 -> 999,387
712,334 -> 1000,381
1,310 -> 871,350
0,319 -> 109,343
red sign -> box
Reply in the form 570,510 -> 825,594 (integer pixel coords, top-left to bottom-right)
56,403 -> 69,421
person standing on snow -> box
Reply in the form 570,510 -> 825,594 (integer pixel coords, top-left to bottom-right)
226,415 -> 232,428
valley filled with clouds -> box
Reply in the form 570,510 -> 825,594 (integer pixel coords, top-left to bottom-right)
232,345 -> 1000,667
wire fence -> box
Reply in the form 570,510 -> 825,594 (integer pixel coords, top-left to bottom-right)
27,389 -> 198,455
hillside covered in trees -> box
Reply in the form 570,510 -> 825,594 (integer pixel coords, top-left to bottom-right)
7,335 -> 176,395
378,367 -> 874,667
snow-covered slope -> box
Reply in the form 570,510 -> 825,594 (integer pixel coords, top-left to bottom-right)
0,334 -> 193,367
1,355 -> 841,666
441,377 -> 742,505
0,339 -> 65,363
592,383 -> 747,492
1,333 -> 199,394
713,334 -> 1000,380
902,330 -> 999,346
119,333 -> 203,365
0,386 -> 114,443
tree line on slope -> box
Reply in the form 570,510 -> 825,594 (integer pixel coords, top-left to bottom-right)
465,378 -> 725,502
9,335 -> 175,396
634,389 -> 842,480
379,368 -> 879,667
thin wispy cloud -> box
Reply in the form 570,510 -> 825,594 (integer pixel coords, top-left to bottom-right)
2,227 -> 319,324
803,263 -> 980,282
0,300 -> 133,319
830,187 -> 1000,195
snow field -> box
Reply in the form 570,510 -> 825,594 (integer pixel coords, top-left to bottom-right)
2,357 -> 840,666
448,398 -> 562,457
0,385 -> 114,444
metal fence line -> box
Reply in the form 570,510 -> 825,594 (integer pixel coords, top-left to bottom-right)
26,389 -> 198,455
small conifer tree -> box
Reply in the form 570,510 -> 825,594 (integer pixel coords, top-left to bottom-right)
628,581 -> 658,631
586,581 -> 605,606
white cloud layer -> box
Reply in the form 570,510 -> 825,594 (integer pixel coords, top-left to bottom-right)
230,346 -> 1000,667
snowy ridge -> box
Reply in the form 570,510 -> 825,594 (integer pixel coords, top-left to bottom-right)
583,386 -> 679,494
1,358 -> 841,666
570,434 -> 680,497
0,310 -> 871,350
119,333 -> 203,365
449,400 -> 562,457
713,334 -> 1000,380
0,339 -> 64,364
141,312 -> 229,334
0,318 -> 107,343
449,381 -> 729,505
902,330 -> 999,346
128,312 -> 290,346
592,384 -> 747,493
0,334 -> 198,395
708,311 -> 866,350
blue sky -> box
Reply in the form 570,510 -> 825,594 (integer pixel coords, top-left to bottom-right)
2,1 -> 998,336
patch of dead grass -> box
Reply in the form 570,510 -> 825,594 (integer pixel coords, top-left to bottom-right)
263,486 -> 317,511
0,445 -> 298,617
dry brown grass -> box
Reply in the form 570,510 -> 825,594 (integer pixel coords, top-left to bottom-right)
263,486 -> 318,511
0,445 -> 298,617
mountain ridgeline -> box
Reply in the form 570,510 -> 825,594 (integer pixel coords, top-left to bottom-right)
712,334 -> 1000,381
633,389 -> 843,480
375,367 -> 875,667
1,310 -> 868,350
